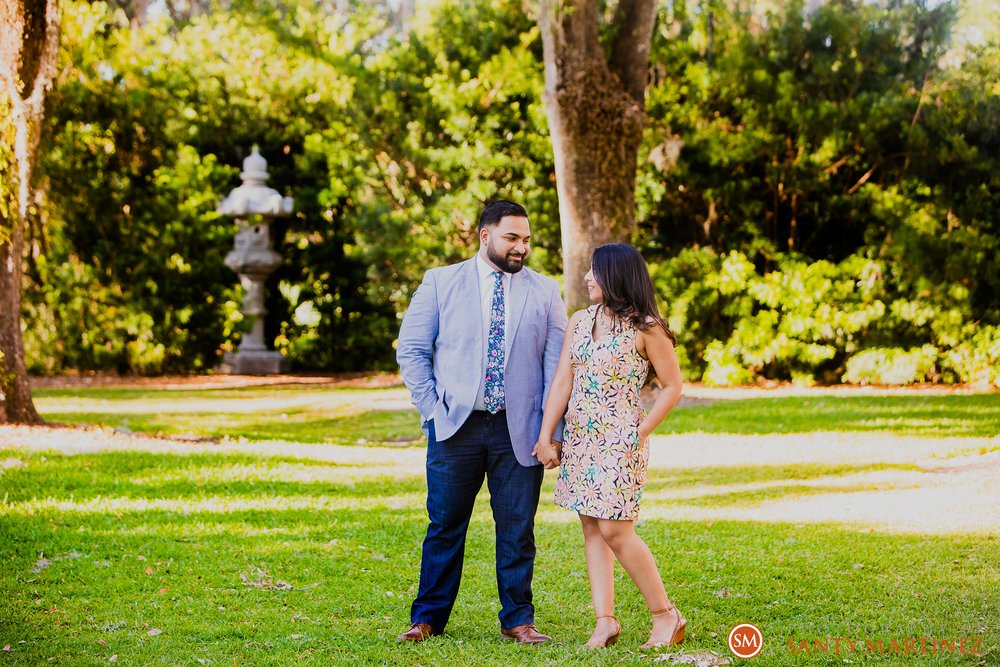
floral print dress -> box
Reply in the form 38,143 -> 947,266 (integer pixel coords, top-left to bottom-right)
554,305 -> 651,520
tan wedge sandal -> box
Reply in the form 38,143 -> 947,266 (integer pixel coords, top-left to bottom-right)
586,615 -> 621,649
640,604 -> 686,649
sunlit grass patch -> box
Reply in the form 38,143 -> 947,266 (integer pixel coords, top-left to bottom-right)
661,395 -> 1000,437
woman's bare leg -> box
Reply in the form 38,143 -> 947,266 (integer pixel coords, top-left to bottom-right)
596,518 -> 682,646
580,514 -> 620,646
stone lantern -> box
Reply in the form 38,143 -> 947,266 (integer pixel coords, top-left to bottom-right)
218,146 -> 293,374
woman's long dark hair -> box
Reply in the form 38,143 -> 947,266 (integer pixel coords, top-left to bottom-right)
591,243 -> 677,345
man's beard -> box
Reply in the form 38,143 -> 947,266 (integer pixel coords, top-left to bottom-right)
487,239 -> 527,274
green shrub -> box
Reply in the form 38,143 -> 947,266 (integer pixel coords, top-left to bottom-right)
842,346 -> 939,385
652,248 -> 999,387
701,340 -> 754,387
939,325 -> 1000,389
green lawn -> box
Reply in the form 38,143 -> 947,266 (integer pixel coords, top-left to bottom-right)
34,386 -> 422,445
661,395 -> 1000,438
0,386 -> 997,665
33,386 -> 1000,442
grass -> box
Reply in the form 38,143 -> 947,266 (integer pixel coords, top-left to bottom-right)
33,387 -> 1000,442
35,386 -> 422,445
0,385 -> 998,665
660,395 -> 1000,438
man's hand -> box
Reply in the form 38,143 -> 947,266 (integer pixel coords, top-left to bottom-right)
531,439 -> 562,469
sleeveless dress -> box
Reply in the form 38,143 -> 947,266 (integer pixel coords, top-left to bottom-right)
554,305 -> 651,520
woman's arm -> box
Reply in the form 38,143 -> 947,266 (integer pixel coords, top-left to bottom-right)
636,325 -> 683,441
532,309 -> 585,469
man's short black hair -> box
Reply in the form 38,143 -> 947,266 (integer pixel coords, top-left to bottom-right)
477,200 -> 528,233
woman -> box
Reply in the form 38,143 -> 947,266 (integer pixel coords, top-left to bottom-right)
532,243 -> 685,649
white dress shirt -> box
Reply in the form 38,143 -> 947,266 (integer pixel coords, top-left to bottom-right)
473,253 -> 511,411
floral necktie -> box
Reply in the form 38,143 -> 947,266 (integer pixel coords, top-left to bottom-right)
484,271 -> 506,413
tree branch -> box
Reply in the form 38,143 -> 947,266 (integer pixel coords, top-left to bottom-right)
608,0 -> 657,102
539,0 -> 603,81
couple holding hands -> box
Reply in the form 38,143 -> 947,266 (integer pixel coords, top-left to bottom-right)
395,200 -> 685,649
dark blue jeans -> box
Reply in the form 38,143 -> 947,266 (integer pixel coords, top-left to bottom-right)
410,412 -> 544,631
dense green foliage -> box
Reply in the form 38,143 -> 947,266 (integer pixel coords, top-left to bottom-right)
642,0 -> 1000,385
13,0 -> 1000,384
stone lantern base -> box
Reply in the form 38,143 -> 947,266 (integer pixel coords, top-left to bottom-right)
219,350 -> 290,375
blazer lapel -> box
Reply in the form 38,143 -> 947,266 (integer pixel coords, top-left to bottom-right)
458,258 -> 483,345
505,269 -> 529,367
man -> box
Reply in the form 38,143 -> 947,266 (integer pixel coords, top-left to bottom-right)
395,200 -> 568,644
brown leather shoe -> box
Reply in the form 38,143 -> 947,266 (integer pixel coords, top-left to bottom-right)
397,622 -> 440,642
500,623 -> 552,644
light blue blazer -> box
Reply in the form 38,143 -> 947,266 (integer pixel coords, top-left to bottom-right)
397,257 -> 568,467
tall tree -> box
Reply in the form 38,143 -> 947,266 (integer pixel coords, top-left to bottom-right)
0,0 -> 60,423
539,0 -> 657,308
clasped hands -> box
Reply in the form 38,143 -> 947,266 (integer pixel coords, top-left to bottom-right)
531,438 -> 562,469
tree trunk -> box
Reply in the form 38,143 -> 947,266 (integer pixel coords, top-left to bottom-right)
538,0 -> 657,309
0,0 -> 61,423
